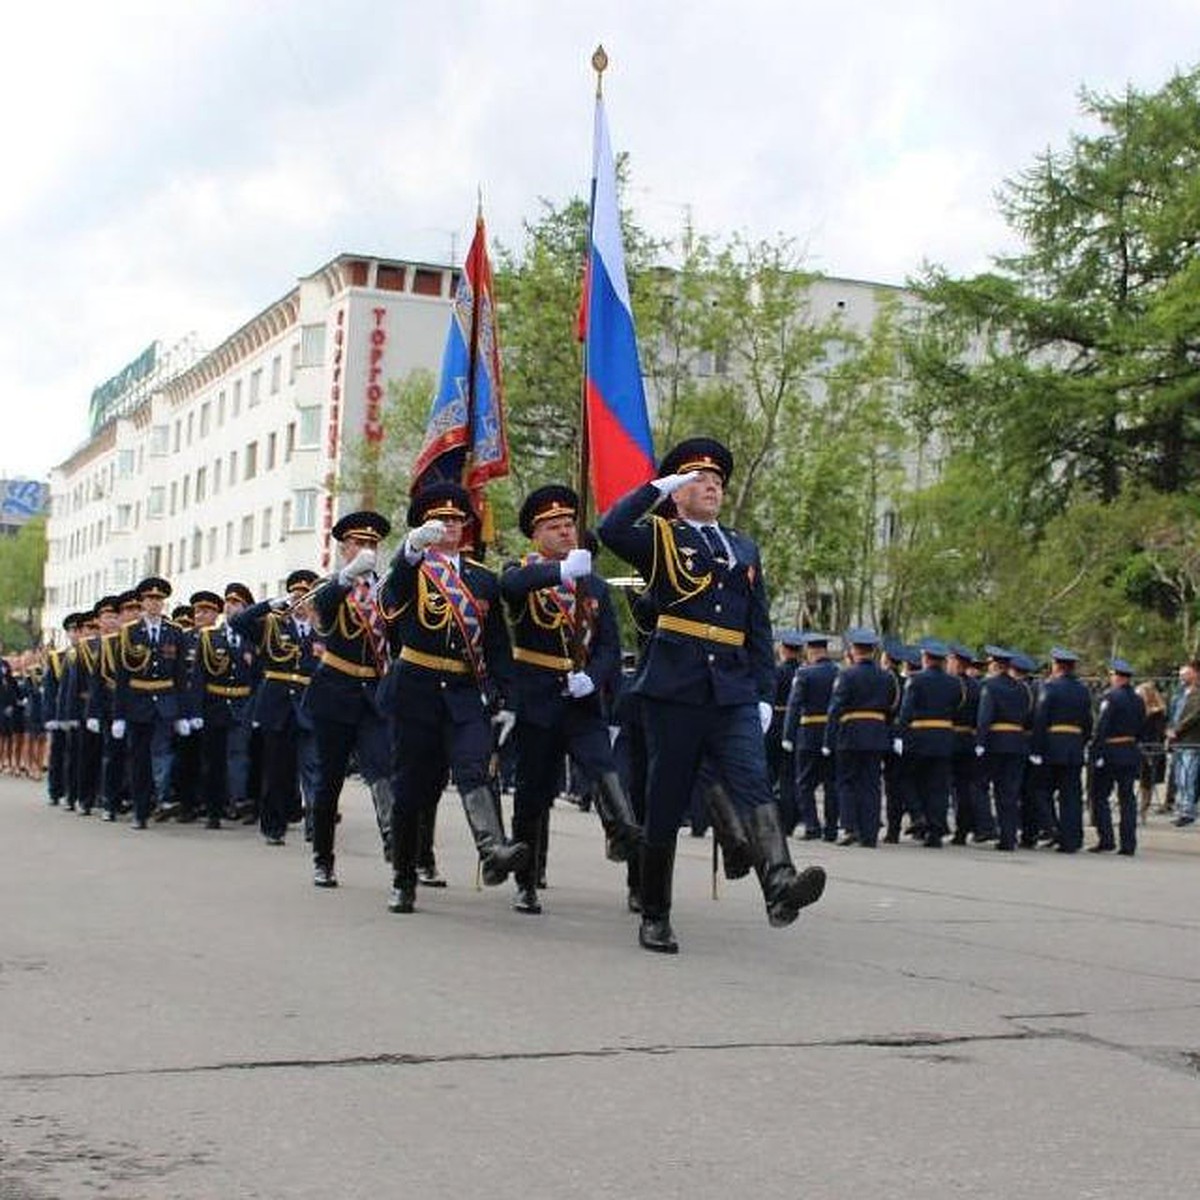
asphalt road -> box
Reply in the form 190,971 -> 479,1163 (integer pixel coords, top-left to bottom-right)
2,774 -> 1198,1199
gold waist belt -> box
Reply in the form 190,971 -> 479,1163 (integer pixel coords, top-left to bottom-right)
1105,735 -> 1135,744
990,722 -> 1025,733
910,719 -> 953,730
841,710 -> 885,722
513,646 -> 573,672
1049,724 -> 1083,734
799,714 -> 828,725
263,671 -> 310,686
206,684 -> 251,698
656,614 -> 745,647
400,646 -> 468,675
321,650 -> 379,679
953,724 -> 976,734
130,679 -> 173,692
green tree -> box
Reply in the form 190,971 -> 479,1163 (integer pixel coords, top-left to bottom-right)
0,517 -> 48,649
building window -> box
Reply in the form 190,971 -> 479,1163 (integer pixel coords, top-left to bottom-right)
285,422 -> 296,462
270,356 -> 281,395
147,487 -> 165,518
200,401 -> 211,437
377,264 -> 406,291
229,450 -> 238,483
289,342 -> 300,384
225,522 -> 234,557
165,543 -> 174,574
300,324 -> 325,366
292,488 -> 317,530
118,448 -> 135,478
195,466 -> 206,503
173,420 -> 181,453
413,268 -> 443,296
146,546 -> 161,575
249,369 -> 262,407
182,474 -> 191,510
115,504 -> 132,530
280,500 -> 292,537
207,527 -> 217,562
186,412 -> 194,446
150,425 -> 170,455
213,458 -> 222,495
169,481 -> 178,516
178,537 -> 186,573
244,441 -> 258,480
297,407 -> 321,447
266,431 -> 277,471
240,515 -> 254,553
260,507 -> 272,546
191,531 -> 202,569
233,380 -> 243,416
218,391 -> 226,426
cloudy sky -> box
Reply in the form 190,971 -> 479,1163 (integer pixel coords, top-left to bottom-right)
4,0 -> 1198,478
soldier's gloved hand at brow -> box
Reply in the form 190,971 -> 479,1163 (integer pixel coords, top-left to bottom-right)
651,470 -> 701,496
269,596 -> 290,612
406,519 -> 446,555
758,701 -> 773,733
85,717 -> 100,734
174,719 -> 192,737
560,548 -> 592,583
337,548 -> 377,585
566,671 -> 595,699
110,720 -> 126,740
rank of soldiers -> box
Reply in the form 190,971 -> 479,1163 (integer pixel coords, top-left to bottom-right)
19,436 -> 1166,955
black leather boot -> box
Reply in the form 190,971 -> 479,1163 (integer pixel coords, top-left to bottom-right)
369,779 -> 395,863
510,812 -> 543,914
388,807 -> 419,914
591,771 -> 643,862
703,779 -> 755,880
462,785 -> 529,885
638,842 -> 679,953
747,803 -> 827,927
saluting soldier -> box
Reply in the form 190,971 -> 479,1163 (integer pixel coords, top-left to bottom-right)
304,511 -> 396,888
1089,658 -> 1146,855
599,437 -> 825,954
975,645 -> 1029,851
113,577 -> 194,829
894,638 -> 962,848
500,484 -> 640,915
781,632 -> 838,841
826,628 -> 895,849
378,482 -> 526,915
230,569 -> 322,846
1030,647 -> 1094,853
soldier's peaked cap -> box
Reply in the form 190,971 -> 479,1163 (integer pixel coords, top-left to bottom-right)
286,569 -> 319,593
224,582 -> 254,606
189,590 -> 222,611
136,576 -> 172,600
406,482 -> 474,528
658,436 -> 733,484
520,485 -> 578,538
331,510 -> 391,543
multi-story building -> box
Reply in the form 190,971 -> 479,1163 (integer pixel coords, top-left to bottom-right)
44,254 -> 457,639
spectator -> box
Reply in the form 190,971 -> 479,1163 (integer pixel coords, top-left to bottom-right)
1165,661 -> 1200,826
1136,681 -> 1168,820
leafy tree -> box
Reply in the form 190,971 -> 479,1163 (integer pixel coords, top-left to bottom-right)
0,517 -> 48,649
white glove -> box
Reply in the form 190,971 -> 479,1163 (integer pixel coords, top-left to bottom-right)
407,519 -> 446,554
560,548 -> 592,583
1029,754 -> 1043,766
174,719 -> 192,737
1094,757 -> 1104,770
758,700 -> 773,733
566,671 -> 595,699
781,739 -> 794,753
974,744 -> 986,758
337,547 -> 377,585
190,717 -> 205,731
85,718 -> 100,734
892,737 -> 904,756
111,720 -> 126,740
651,470 -> 701,496
44,719 -> 59,731
821,745 -> 832,758
269,596 -> 290,612
491,709 -> 516,747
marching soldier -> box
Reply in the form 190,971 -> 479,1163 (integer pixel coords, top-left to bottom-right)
1089,658 -> 1146,855
41,623 -> 72,806
947,644 -> 996,843
975,646 -> 1029,851
826,629 -> 895,849
1030,647 -> 1093,853
378,483 -> 526,914
781,632 -> 838,841
91,591 -> 140,820
304,511 -> 396,887
112,578 -> 194,829
500,484 -> 641,914
220,584 -> 258,822
230,570 -> 322,846
894,638 -> 962,847
62,607 -> 104,815
599,437 -> 825,953
766,630 -> 804,834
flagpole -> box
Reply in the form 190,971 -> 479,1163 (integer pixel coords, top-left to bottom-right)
464,194 -> 483,549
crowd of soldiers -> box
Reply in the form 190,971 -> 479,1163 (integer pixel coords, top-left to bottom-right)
12,433 -> 1192,953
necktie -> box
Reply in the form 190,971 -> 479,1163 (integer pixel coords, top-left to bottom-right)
701,525 -> 728,567
149,625 -> 158,647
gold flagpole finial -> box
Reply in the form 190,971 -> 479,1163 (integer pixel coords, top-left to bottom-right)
592,44 -> 608,97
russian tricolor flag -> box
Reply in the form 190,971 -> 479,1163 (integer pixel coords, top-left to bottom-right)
582,94 -> 655,512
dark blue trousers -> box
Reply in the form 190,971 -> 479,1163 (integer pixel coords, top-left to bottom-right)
907,753 -> 952,839
988,754 -> 1025,849
1040,764 -> 1083,851
840,751 -> 882,846
1091,764 -> 1138,852
796,750 -> 832,836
